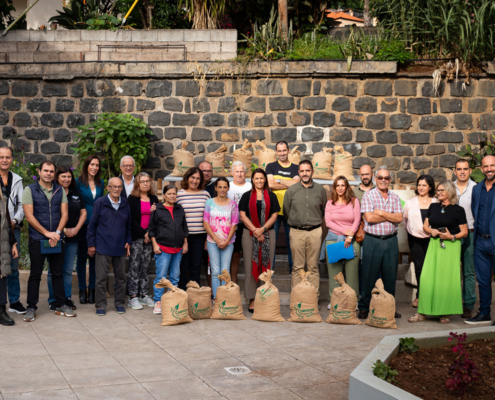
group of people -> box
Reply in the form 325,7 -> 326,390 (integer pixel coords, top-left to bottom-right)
0,141 -> 494,328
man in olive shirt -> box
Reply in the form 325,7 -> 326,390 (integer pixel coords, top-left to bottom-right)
283,160 -> 327,295
353,165 -> 375,202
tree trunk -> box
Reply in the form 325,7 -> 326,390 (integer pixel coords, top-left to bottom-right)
278,0 -> 288,39
193,0 -> 217,29
364,0 -> 371,27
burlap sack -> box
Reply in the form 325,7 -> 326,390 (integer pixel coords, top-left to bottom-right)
288,146 -> 301,165
186,281 -> 213,320
232,139 -> 253,177
313,147 -> 333,179
154,279 -> 193,326
252,270 -> 285,322
211,270 -> 246,320
171,140 -> 195,176
206,144 -> 228,177
365,279 -> 397,329
255,140 -> 277,170
331,146 -> 355,181
288,271 -> 322,322
326,273 -> 362,325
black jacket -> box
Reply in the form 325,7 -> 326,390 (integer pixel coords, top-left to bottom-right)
148,203 -> 188,248
128,194 -> 159,241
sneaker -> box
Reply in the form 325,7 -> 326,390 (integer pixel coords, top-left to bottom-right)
116,307 -> 126,314
9,301 -> 27,314
139,295 -> 155,307
128,297 -> 143,310
23,308 -> 36,322
66,299 -> 77,311
153,301 -> 162,315
327,302 -> 332,310
465,313 -> 492,325
55,304 -> 77,317
96,309 -> 106,316
49,302 -> 57,311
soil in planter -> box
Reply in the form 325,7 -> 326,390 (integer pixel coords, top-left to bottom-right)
389,338 -> 495,400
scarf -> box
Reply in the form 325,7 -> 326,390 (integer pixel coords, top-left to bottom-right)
249,189 -> 271,282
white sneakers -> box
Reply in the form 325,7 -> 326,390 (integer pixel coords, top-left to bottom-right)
139,295 -> 155,307
153,301 -> 162,315
128,297 -> 143,310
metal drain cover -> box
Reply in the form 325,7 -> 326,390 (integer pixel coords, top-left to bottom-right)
225,366 -> 251,375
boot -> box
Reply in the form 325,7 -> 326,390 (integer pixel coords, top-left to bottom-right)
88,289 -> 95,304
0,305 -> 15,326
79,289 -> 88,304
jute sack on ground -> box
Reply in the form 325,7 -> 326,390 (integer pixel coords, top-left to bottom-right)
211,270 -> 246,320
288,271 -> 322,322
155,279 -> 193,326
326,272 -> 362,325
331,146 -> 355,181
313,147 -> 333,179
233,139 -> 253,177
252,270 -> 285,322
288,146 -> 301,165
171,140 -> 195,176
186,281 -> 213,319
255,140 -> 277,170
365,279 -> 397,329
206,144 -> 228,177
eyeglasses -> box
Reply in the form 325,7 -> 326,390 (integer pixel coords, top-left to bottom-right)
122,165 -> 134,169
376,176 -> 391,181
108,185 -> 123,190
437,189 -> 445,193
140,181 -> 150,185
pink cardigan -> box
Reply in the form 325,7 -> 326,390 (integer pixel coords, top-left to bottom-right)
325,198 -> 361,236
403,195 -> 438,238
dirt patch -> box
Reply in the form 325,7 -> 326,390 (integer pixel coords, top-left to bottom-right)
389,338 -> 495,399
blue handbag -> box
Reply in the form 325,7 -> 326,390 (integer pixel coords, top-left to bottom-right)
40,240 -> 62,254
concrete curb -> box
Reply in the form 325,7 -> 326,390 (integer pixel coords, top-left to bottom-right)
348,326 -> 495,400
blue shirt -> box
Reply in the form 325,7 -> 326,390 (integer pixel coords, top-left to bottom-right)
475,181 -> 495,235
107,194 -> 121,211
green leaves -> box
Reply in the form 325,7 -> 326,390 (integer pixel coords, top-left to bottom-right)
372,360 -> 399,384
399,337 -> 419,354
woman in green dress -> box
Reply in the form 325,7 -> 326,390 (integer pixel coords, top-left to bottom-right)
408,180 -> 468,324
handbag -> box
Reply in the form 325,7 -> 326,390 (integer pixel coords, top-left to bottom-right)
355,219 -> 365,244
405,262 -> 417,287
40,240 -> 62,254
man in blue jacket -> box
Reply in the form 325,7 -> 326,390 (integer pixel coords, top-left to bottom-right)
87,177 -> 131,316
466,155 -> 495,326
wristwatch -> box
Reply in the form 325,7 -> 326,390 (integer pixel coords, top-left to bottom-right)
56,230 -> 61,235
451,235 -> 456,242
276,179 -> 281,184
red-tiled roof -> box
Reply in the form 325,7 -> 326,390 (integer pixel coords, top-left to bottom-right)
326,11 -> 364,23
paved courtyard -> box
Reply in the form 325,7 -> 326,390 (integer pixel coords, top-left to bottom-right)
1,292 -> 493,400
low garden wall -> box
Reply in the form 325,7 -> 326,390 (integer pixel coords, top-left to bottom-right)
0,58 -> 494,182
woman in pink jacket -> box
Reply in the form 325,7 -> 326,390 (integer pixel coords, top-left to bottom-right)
322,176 -> 361,308
402,175 -> 437,308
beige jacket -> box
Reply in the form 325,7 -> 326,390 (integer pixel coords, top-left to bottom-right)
403,195 -> 438,239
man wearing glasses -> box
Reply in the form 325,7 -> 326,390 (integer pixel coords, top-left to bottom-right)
119,156 -> 136,198
358,166 -> 403,320
199,161 -> 216,198
87,177 -> 131,316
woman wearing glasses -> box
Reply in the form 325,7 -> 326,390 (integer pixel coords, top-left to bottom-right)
75,155 -> 105,305
127,173 -> 158,310
409,180 -> 468,324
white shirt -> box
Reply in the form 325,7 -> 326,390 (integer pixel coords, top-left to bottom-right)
454,179 -> 476,230
123,175 -> 134,197
107,194 -> 121,211
227,181 -> 252,205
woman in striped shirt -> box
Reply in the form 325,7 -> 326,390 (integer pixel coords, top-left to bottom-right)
176,167 -> 211,290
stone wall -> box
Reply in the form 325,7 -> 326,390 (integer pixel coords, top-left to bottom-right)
1,61 -> 494,183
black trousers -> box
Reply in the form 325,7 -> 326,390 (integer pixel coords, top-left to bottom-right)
0,277 -> 6,305
407,233 -> 430,299
27,238 -> 65,310
178,233 -> 206,290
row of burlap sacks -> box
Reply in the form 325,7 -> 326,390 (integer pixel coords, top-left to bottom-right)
171,139 -> 355,181
155,270 -> 397,329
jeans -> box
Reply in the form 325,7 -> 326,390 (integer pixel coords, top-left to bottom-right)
47,241 -> 79,304
207,241 -> 234,298
6,228 -> 21,304
76,225 -> 96,290
473,236 -> 495,316
153,250 -> 183,302
460,232 -> 476,310
273,215 -> 293,271
27,238 -> 65,310
178,233 -> 206,290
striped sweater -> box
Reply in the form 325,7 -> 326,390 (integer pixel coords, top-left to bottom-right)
176,189 -> 211,234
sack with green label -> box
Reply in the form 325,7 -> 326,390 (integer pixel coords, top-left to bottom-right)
255,140 -> 277,170
288,146 -> 301,165
326,272 -> 362,325
206,144 -> 228,177
233,139 -> 253,177
288,271 -> 322,322
171,140 -> 195,176
312,147 -> 333,179
252,270 -> 285,322
154,278 -> 193,326
331,146 -> 355,181
210,270 -> 246,320
365,279 -> 397,329
186,281 -> 213,319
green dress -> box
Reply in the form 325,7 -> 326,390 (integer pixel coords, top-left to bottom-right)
417,238 -> 463,316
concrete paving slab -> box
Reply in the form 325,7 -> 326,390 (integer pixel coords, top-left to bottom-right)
2,389 -> 78,400
41,338 -> 105,356
0,371 -> 70,394
0,355 -> 58,375
262,365 -> 338,388
125,360 -> 195,383
181,357 -> 246,378
74,383 -> 155,400
239,353 -> 306,370
202,374 -> 281,397
315,360 -> 362,383
225,388 -> 302,400
142,377 -> 219,399
109,349 -> 174,366
292,381 -> 349,400
61,366 -> 136,389
52,352 -> 121,371
0,342 -> 48,358
165,343 -> 231,362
